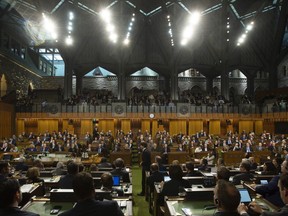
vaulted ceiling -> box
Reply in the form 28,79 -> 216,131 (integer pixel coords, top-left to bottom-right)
1,0 -> 288,79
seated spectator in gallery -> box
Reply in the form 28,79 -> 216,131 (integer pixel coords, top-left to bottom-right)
59,172 -> 124,216
0,179 -> 39,216
89,164 -> 98,172
232,160 -> 254,185
151,143 -> 161,152
59,162 -> 79,189
111,158 -> 130,183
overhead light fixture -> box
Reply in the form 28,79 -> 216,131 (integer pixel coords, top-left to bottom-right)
65,36 -> 73,45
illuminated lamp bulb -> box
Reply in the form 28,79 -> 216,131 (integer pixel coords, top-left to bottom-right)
69,12 -> 74,20
123,38 -> 129,45
100,9 -> 111,22
246,24 -> 253,31
181,39 -> 188,46
189,11 -> 200,25
65,36 -> 73,45
106,24 -> 115,32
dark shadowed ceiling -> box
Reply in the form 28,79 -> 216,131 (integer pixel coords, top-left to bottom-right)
0,0 -> 288,79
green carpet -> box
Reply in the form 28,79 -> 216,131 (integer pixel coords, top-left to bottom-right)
132,166 -> 151,216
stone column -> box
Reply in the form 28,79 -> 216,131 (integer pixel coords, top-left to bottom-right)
64,62 -> 73,99
76,74 -> 83,95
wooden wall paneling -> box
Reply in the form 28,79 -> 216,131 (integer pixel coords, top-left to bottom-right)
37,119 -> 59,133
121,119 -> 131,134
169,120 -> 186,136
239,120 -> 254,133
209,120 -> 221,135
152,120 -> 158,137
98,119 -> 114,135
254,120 -> 263,135
141,119 -> 150,134
81,119 -> 93,135
17,119 -> 25,136
263,120 -> 274,134
169,120 -> 177,136
189,120 -> 203,135
0,102 -> 14,138
24,119 -> 38,134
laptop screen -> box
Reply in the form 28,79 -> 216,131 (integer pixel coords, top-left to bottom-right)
164,176 -> 171,182
112,176 -> 120,186
238,188 -> 252,203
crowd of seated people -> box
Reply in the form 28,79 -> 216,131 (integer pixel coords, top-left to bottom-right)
127,89 -> 172,106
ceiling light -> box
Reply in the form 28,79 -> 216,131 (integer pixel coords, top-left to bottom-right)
100,9 -> 111,22
106,24 -> 115,32
65,36 -> 73,45
246,24 -> 253,31
123,38 -> 129,45
189,11 -> 200,25
69,12 -> 74,20
181,39 -> 187,46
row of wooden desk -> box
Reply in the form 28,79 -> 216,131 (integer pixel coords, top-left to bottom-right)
22,197 -> 133,216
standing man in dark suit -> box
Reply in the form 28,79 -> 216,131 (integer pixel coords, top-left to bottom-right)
138,142 -> 151,196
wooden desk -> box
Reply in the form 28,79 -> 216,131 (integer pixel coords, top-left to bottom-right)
164,196 -> 278,216
167,152 -> 189,164
20,184 -> 43,207
42,176 -> 61,188
110,152 -> 132,166
22,197 -> 133,216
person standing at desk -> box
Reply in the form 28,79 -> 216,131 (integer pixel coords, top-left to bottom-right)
213,180 -> 241,216
0,179 -> 39,216
238,173 -> 288,216
138,142 -> 151,196
59,172 -> 124,216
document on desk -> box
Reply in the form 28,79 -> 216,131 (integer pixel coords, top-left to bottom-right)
21,184 -> 34,193
167,201 -> 182,216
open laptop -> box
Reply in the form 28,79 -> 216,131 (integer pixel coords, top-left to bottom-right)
238,188 -> 252,205
112,176 -> 121,186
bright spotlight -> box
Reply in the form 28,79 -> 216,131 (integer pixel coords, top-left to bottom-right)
241,33 -> 247,38
106,24 -> 115,32
109,33 -> 118,42
132,17 -> 135,22
182,26 -> 193,39
246,24 -> 253,31
123,38 -> 129,45
238,37 -> 245,43
100,9 -> 111,22
67,25 -> 73,31
51,32 -> 58,40
69,12 -> 74,20
181,39 -> 188,46
65,36 -> 73,45
189,11 -> 200,25
237,42 -> 240,46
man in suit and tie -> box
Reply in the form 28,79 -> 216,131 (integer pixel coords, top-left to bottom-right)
138,142 -> 151,196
